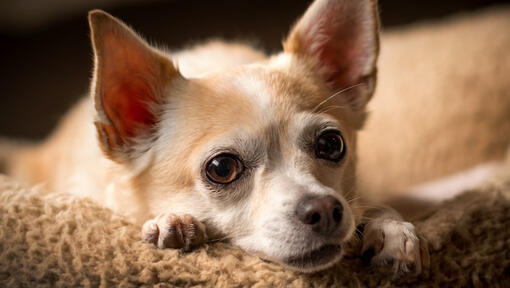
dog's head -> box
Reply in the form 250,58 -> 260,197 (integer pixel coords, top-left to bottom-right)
89,0 -> 379,272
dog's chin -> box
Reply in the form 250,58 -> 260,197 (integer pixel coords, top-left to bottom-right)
278,244 -> 343,273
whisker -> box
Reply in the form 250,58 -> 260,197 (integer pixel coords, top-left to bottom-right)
208,226 -> 251,243
354,227 -> 365,239
312,83 -> 364,113
317,105 -> 349,115
355,205 -> 384,210
360,216 -> 377,221
347,196 -> 362,203
342,184 -> 359,201
209,234 -> 233,242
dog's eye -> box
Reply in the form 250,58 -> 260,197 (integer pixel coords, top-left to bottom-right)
315,130 -> 345,162
206,154 -> 244,184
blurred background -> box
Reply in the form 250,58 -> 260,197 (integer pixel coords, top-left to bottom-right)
1,0 -> 509,140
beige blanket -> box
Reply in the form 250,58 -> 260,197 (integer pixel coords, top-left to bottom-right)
1,156 -> 509,287
1,7 -> 510,288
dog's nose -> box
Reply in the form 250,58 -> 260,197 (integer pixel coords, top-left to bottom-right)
296,195 -> 343,235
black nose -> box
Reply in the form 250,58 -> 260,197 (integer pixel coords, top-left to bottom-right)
296,195 -> 343,235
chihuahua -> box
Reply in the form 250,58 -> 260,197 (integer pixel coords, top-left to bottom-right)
5,0 -> 429,275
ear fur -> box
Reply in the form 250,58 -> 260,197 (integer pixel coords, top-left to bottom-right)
89,10 -> 182,163
284,0 -> 380,111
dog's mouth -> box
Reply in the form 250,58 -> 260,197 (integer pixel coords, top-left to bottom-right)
283,244 -> 342,271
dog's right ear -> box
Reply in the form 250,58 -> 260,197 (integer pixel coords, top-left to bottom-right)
89,10 -> 183,163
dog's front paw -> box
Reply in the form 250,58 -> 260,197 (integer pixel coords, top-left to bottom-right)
141,213 -> 207,251
361,219 -> 429,277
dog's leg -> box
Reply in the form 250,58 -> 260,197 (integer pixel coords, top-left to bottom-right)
359,160 -> 503,276
142,214 -> 207,251
359,206 -> 429,277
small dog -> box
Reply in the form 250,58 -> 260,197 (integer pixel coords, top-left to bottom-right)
5,0 -> 429,275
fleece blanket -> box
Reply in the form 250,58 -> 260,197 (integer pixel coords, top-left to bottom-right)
1,7 -> 510,288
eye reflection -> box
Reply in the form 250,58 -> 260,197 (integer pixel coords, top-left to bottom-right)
206,154 -> 244,184
315,130 -> 345,162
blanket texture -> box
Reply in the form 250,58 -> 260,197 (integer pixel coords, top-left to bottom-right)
1,157 -> 509,287
2,7 -> 510,288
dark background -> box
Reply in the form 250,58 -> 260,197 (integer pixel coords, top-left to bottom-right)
1,0 -> 509,140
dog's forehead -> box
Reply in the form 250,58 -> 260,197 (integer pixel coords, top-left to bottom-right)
234,64 -> 327,114
157,61 -> 350,166
190,63 -> 327,123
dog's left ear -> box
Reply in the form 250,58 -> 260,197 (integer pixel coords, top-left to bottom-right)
284,0 -> 379,111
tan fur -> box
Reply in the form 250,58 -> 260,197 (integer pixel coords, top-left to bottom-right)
3,0 -> 508,274
358,9 -> 510,200
172,40 -> 267,77
8,46 -> 362,221
4,1 -> 383,272
2,5 -> 510,284
7,42 -> 273,223
7,4 -> 509,204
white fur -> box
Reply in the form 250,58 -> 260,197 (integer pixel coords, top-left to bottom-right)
364,219 -> 423,275
408,161 -> 503,202
233,73 -> 273,114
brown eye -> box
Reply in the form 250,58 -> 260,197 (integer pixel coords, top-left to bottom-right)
315,130 -> 345,162
206,154 -> 244,184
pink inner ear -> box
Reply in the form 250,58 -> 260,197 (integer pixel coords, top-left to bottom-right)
290,0 -> 376,92
308,15 -> 365,89
104,79 -> 156,139
100,31 -> 160,141
320,37 -> 360,89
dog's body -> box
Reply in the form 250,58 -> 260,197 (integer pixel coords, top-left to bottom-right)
4,0 -> 509,276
